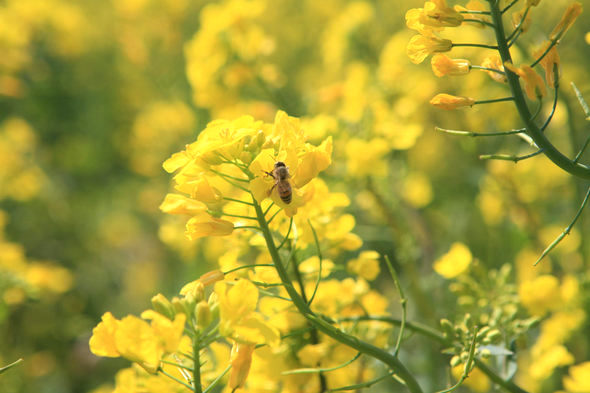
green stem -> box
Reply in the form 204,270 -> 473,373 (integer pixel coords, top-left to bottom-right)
488,0 -> 590,179
463,18 -> 495,28
435,126 -> 524,137
252,198 -> 424,393
193,337 -> 202,393
471,65 -> 505,75
452,43 -> 498,50
223,196 -> 254,206
159,368 -> 194,391
474,97 -> 514,105
337,316 -> 529,393
501,0 -> 519,14
479,150 -> 544,162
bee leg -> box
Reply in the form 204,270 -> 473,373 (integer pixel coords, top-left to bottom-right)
267,183 -> 276,196
264,170 -> 276,179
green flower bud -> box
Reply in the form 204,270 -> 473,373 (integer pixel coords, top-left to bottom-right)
151,293 -> 176,320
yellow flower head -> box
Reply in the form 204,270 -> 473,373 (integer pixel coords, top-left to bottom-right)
430,94 -> 476,110
215,279 -> 280,346
406,0 -> 463,35
518,275 -> 561,316
431,54 -> 471,77
433,242 -> 472,278
347,251 -> 381,281
249,111 -> 332,217
504,62 -> 546,100
563,362 -> 590,392
407,35 -> 453,64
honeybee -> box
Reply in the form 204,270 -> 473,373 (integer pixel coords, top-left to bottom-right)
265,161 -> 292,204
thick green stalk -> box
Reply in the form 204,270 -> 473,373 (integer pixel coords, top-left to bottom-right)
193,338 -> 202,393
251,199 -> 423,393
487,0 -> 590,179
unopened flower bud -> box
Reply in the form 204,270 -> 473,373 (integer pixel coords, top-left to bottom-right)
431,54 -> 471,77
430,94 -> 476,110
151,293 -> 176,320
195,300 -> 212,330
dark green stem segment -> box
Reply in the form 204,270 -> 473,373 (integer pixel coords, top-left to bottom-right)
252,199 -> 424,393
487,0 -> 590,179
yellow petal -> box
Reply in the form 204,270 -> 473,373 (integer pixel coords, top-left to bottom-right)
89,312 -> 120,358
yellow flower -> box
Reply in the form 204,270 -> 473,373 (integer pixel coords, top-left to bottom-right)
402,172 -> 433,208
528,345 -> 574,381
533,41 -> 560,86
185,213 -> 234,240
518,275 -> 561,316
563,362 -> 590,392
431,54 -> 471,77
481,55 -> 507,83
454,1 -> 490,27
215,279 -> 280,346
550,2 -> 583,41
248,112 -> 332,217
430,94 -> 475,110
433,242 -> 472,278
422,0 -> 464,27
347,251 -> 381,281
406,0 -> 463,35
504,62 -> 546,100
158,194 -> 207,215
407,35 -> 453,64
345,138 -> 389,177
89,312 -> 120,358
229,342 -> 256,390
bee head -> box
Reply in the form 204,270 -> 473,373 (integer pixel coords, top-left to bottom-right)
274,161 -> 287,168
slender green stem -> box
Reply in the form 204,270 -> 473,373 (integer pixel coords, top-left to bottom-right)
540,65 -> 560,131
506,6 -> 530,42
508,29 -> 522,48
573,136 -> 590,164
263,201 -> 275,217
459,10 -> 491,15
452,43 -> 498,50
471,65 -> 505,75
223,263 -> 274,275
282,352 -> 361,375
385,256 -> 406,357
193,337 -> 202,393
501,0 -> 520,14
161,358 -> 193,371
0,358 -> 23,375
266,207 -> 283,225
474,97 -> 514,105
233,225 -> 261,230
219,212 -> 257,220
327,371 -> 396,392
223,196 -> 254,206
436,327 -> 478,393
534,185 -> 590,265
208,168 -> 249,183
276,218 -> 293,250
530,37 -> 559,68
307,219 -> 323,306
202,365 -> 232,393
463,18 -> 495,28
159,367 -> 194,391
252,199 -> 424,393
530,99 -> 543,122
479,149 -> 544,162
488,0 -> 590,179
436,126 -> 524,137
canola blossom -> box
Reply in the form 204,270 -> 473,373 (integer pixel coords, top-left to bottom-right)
3,1 -> 590,393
